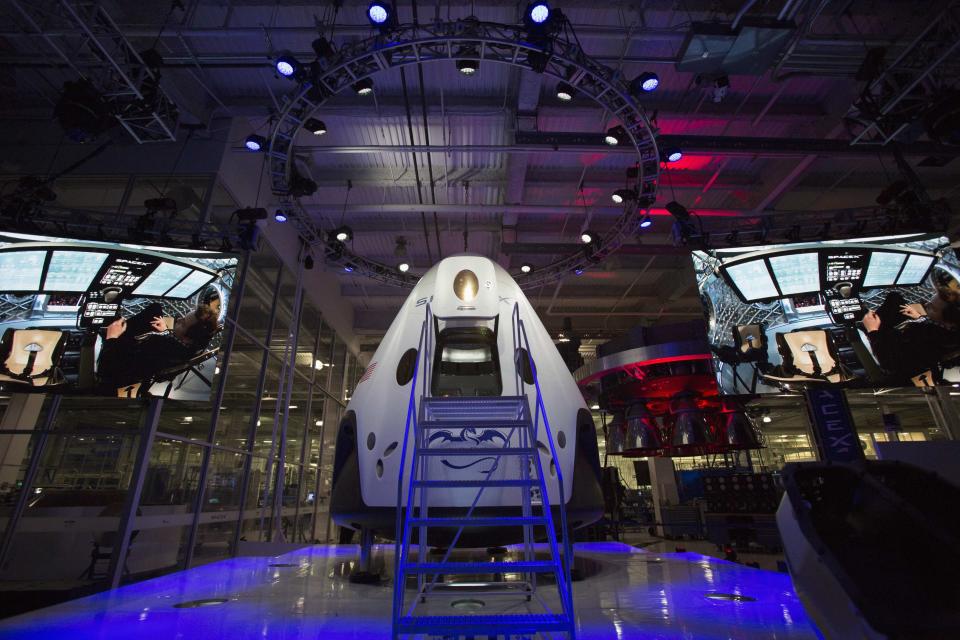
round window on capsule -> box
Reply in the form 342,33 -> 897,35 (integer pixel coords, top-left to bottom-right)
453,269 -> 479,302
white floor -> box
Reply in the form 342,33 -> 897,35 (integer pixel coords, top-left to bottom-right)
0,542 -> 822,639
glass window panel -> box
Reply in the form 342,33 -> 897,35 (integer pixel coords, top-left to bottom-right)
863,251 -> 907,288
0,250 -> 45,291
165,270 -> 214,299
43,251 -> 109,291
132,262 -> 191,297
725,259 -> 778,301
896,254 -> 935,285
768,252 -> 820,295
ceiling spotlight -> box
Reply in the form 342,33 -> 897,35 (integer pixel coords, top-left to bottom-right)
367,2 -> 393,27
274,210 -> 287,223
397,261 -> 410,273
456,59 -> 479,75
333,226 -> 353,242
524,2 -> 552,26
520,263 -> 534,274
556,81 -> 576,101
762,415 -> 772,423
665,148 -> 683,163
244,134 -> 266,152
352,78 -> 374,96
631,72 -> 659,94
574,267 -> 584,276
604,126 -> 626,146
580,230 -> 596,244
304,118 -> 327,136
612,188 -> 637,204
275,52 -> 301,79
639,214 -> 653,228
343,263 -> 355,273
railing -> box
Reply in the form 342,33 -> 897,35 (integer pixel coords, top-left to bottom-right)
392,304 -> 432,626
511,303 -> 576,619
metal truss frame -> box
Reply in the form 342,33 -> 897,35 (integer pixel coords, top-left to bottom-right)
8,0 -> 179,143
845,0 -> 960,147
267,18 -> 660,289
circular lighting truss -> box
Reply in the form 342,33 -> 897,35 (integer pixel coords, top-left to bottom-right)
268,18 -> 660,288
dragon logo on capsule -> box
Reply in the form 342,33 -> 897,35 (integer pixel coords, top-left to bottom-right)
427,428 -> 507,473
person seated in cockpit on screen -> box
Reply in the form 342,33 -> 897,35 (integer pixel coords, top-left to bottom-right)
862,280 -> 960,382
96,291 -> 220,391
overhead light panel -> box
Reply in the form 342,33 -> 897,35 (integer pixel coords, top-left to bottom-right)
604,126 -> 626,146
456,59 -> 479,75
244,134 -> 266,152
556,81 -> 576,101
631,72 -> 659,94
352,78 -> 374,95
304,118 -> 327,136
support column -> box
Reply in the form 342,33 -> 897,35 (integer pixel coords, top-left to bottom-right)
926,387 -> 960,440
648,457 -> 679,537
0,394 -> 46,487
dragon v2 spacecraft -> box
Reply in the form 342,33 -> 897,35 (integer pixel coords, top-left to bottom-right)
330,254 -> 603,546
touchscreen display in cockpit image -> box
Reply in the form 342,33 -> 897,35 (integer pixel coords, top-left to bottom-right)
0,232 -> 238,401
692,234 -> 960,394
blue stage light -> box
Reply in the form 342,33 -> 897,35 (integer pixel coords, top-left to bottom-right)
274,210 -> 287,223
639,214 -> 653,228
666,148 -> 683,163
574,267 -> 584,275
275,53 -> 300,78
527,2 -> 551,24
244,135 -> 265,152
344,263 -> 355,273
632,71 -> 659,93
368,2 -> 390,25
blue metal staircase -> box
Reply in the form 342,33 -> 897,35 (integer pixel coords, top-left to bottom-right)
391,304 -> 576,639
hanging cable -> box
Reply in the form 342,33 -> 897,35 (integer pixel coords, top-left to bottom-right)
399,66 -> 434,265
338,179 -> 353,226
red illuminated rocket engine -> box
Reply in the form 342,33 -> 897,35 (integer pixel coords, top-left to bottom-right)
575,321 -> 764,458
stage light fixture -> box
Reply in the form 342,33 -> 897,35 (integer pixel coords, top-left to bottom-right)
352,78 -> 374,95
630,71 -> 659,94
397,261 -> 410,273
604,126 -> 626,146
580,230 -> 596,244
574,267 -> 584,276
304,118 -> 327,136
275,52 -> 301,79
556,81 -> 576,101
665,201 -> 690,221
520,263 -> 534,274
762,415 -> 772,423
639,214 -> 653,228
304,255 -> 314,270
274,210 -> 288,223
333,226 -> 353,242
612,188 -> 637,204
343,263 -> 356,273
312,37 -> 336,60
244,134 -> 266,152
665,148 -> 683,163
367,2 -> 392,26
524,2 -> 551,26
456,59 -> 479,75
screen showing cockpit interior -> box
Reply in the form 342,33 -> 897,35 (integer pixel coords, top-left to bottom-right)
0,232 -> 238,401
691,234 -> 957,394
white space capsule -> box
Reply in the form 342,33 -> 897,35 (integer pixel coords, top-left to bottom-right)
330,254 -> 603,546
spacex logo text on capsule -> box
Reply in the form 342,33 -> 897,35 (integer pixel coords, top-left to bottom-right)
806,388 -> 864,463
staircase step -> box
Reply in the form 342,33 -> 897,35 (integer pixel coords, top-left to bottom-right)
417,447 -> 535,457
403,560 -> 556,574
417,419 -> 530,430
396,613 -> 571,635
408,515 -> 548,527
412,479 -> 535,488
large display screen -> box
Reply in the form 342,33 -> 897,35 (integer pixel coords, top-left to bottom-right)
0,232 -> 238,401
692,234 -> 960,393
